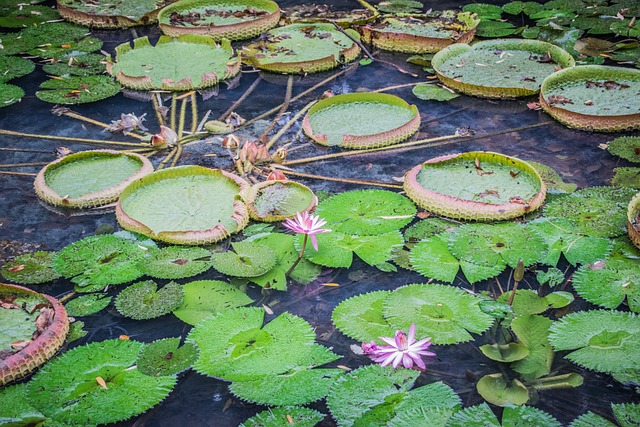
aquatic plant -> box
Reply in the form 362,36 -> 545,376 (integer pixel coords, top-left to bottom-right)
240,406 -> 325,427
57,0 -> 173,28
115,280 -> 184,320
64,293 -> 112,317
172,280 -> 253,325
137,246 -> 212,279
362,323 -> 436,370
0,251 -> 60,284
136,338 -> 199,376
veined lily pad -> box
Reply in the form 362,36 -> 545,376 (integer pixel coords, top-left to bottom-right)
613,167 -> 640,189
432,39 -> 575,99
240,180 -> 317,222
0,283 -> 69,386
116,165 -> 250,245
302,93 -> 420,149
404,151 -> 546,221
210,240 -> 277,277
107,35 -> 240,91
35,75 -> 121,104
0,383 -> 46,426
64,293 -> 112,317
138,246 -> 212,279
137,338 -> 199,376
172,279 -> 253,325
25,340 -> 176,425
0,56 -> 35,83
628,192 -> 640,250
447,403 -> 561,426
0,251 -> 61,284
57,0 -> 173,28
115,280 -> 184,320
331,290 -> 396,343
241,23 -> 361,74
0,83 -> 25,107
158,0 -> 281,41
539,65 -> 640,132
240,406 -> 325,427
361,11 -> 479,54
34,150 -> 153,208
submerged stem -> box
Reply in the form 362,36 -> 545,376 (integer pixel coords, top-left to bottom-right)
259,75 -> 293,143
218,75 -> 262,121
0,129 -> 146,147
273,167 -> 403,189
265,101 -> 316,150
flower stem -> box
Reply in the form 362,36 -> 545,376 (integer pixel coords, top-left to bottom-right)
286,234 -> 308,277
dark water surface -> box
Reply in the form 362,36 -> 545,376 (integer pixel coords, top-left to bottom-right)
0,0 -> 639,425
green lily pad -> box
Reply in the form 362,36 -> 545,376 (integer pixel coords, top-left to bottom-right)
0,83 -> 24,107
0,251 -> 61,284
536,267 -> 566,287
42,53 -> 107,77
138,246 -> 212,279
404,217 -> 460,245
57,0 -> 171,28
241,23 -> 360,74
172,279 -> 252,326
25,340 -> 176,425
543,186 -> 637,238
527,160 -> 577,193
497,290 -> 550,316
52,234 -> 147,289
64,293 -> 112,317
316,189 -> 416,235
476,374 -> 530,407
0,5 -> 59,27
570,412 -> 617,427
0,383 -> 46,426
107,35 -> 240,91
510,314 -> 554,380
480,342 -> 529,363
240,406 -> 325,427
549,310 -> 640,383
27,35 -> 103,59
572,258 -> 640,312
613,402 -> 640,426
608,136 -> 640,163
331,290 -> 396,343
462,3 -> 503,16
0,22 -> 89,56
36,75 -> 121,104
382,283 -> 494,344
376,0 -> 423,14
612,167 -> 640,189
410,234 -> 461,283
137,338 -> 199,376
242,180 -> 317,222
115,280 -> 184,320
476,20 -> 517,37
502,1 -> 543,15
412,83 -> 459,101
67,320 -> 88,342
448,402 -> 561,426
0,56 -> 35,83
210,240 -> 277,277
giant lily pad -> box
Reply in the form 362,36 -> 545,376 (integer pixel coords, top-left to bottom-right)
432,39 -> 575,98
107,35 -> 240,91
35,75 -> 121,104
25,340 -> 176,425
361,11 -> 479,54
302,93 -> 420,149
404,151 -> 546,221
241,23 -> 361,74
158,0 -> 281,41
0,283 -> 69,386
57,0 -> 173,28
34,150 -> 153,208
628,192 -> 640,250
539,65 -> 640,131
116,165 -> 250,245
241,180 -> 317,222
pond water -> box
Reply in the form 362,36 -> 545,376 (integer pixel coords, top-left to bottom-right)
0,0 -> 639,426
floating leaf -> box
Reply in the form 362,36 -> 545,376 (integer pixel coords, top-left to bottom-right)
569,412 -> 617,427
42,53 -> 107,77
607,137 -> 640,163
0,83 -> 24,107
502,1 -> 543,16
612,402 -> 640,427
511,314 -> 554,380
137,338 -> 199,376
410,234 -> 461,283
480,342 -> 529,363
172,280 -> 252,325
549,310 -> 640,383
545,291 -> 574,308
498,290 -> 549,316
0,56 -> 35,83
138,246 -> 211,279
476,20 -> 517,37
0,4 -> 59,27
316,190 -> 416,235
331,290 -> 396,343
412,83 -> 459,101
1,251 -> 61,284
536,267 -> 565,287
383,283 -> 494,344
64,293 -> 111,317
446,403 -> 500,427
527,161 -> 577,193
211,240 -> 277,278
404,217 -> 460,245
612,167 -> 640,189
462,3 -> 504,17
572,259 -> 640,312
240,406 -> 325,427
115,280 -> 184,320
476,374 -> 530,406
67,320 -> 87,342
0,22 -> 89,56
0,383 -> 46,426
376,0 -> 423,14
26,340 -> 176,425
36,75 -> 121,105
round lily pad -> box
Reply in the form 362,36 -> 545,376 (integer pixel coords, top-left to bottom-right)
107,35 -> 240,91
302,93 -> 420,149
608,136 -> 640,163
0,5 -> 59,27
0,56 -> 35,83
34,150 -> 154,208
629,192 -> 640,250
0,251 -> 61,284
432,39 -> 575,98
539,65 -> 640,132
116,165 -> 250,245
361,11 -> 479,54
158,0 -> 281,41
316,189 -> 416,235
172,279 -> 253,326
404,151 -> 546,221
476,373 -> 530,407
241,180 -> 317,222
410,233 -> 463,283
25,340 -> 177,425
64,293 -> 112,317
42,53 -> 107,77
36,75 -> 121,104
57,0 -> 172,28
0,83 -> 25,108
241,23 -> 361,74
331,290 -> 396,343
137,338 -> 199,376
0,22 -> 89,56
210,241 -> 277,277
240,406 -> 325,427
138,246 -> 212,279
115,280 -> 184,320
27,35 -> 103,59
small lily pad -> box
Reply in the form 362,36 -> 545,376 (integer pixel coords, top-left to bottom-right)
240,406 -> 325,427
608,136 -> 640,163
210,241 -> 277,277
0,83 -> 24,107
0,5 -> 59,27
137,338 -> 199,376
27,35 -> 103,59
612,167 -> 640,189
510,314 -> 554,380
42,53 -> 107,77
64,293 -> 112,317
67,320 -> 87,342
410,234 -> 461,283
36,75 -> 121,104
404,217 -> 460,245
0,383 -> 46,426
0,56 -> 35,83
476,374 -> 530,406
138,246 -> 212,279
331,290 -> 396,343
115,280 -> 184,320
1,251 -> 61,284
480,342 -> 529,363
413,83 -> 459,101
172,280 -> 252,325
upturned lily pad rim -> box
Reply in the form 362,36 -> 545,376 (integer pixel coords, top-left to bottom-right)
301,92 -> 420,149
628,191 -> 640,249
0,283 -> 69,387
116,165 -> 250,245
56,0 -> 171,28
403,151 -> 546,221
34,150 -> 154,208
539,65 -> 640,132
240,180 -> 318,222
432,38 -> 576,99
158,0 -> 281,41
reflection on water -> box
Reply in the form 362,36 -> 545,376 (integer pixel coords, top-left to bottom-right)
0,0 -> 638,425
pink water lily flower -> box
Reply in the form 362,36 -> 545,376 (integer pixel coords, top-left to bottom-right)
282,211 -> 331,251
362,323 -> 435,371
